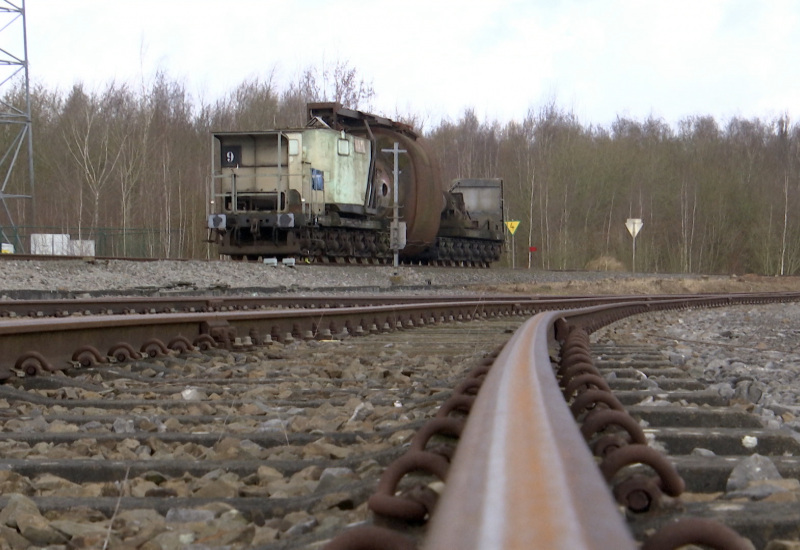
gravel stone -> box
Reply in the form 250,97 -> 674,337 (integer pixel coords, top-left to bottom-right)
18,513 -> 68,545
2,260 -> 800,547
594,302 -> 800,434
727,453 -> 783,492
0,259 -> 750,298
165,508 -> 215,524
0,494 -> 40,529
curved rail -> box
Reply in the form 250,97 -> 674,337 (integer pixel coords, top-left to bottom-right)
0,299 -> 537,378
426,297 -> 793,548
427,310 -> 637,548
0,293 -> 734,318
0,294 -> 547,318
3,292 -> 800,381
327,292 -> 800,549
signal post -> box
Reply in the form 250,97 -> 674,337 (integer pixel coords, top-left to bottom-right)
506,220 -> 520,268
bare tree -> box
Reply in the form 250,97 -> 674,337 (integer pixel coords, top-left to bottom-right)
61,84 -> 126,241
286,60 -> 375,113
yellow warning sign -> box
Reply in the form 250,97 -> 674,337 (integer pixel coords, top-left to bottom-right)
505,220 -> 520,235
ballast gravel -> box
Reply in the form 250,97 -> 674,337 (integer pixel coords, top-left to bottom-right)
3,259 -> 800,548
0,259 -> 622,294
0,258 -> 752,297
594,302 -> 800,434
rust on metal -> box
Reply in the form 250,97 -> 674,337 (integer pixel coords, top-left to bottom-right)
425,312 -> 637,549
167,335 -> 195,352
108,342 -> 142,362
557,354 -> 595,377
368,450 -> 450,522
563,372 -> 612,400
409,417 -> 464,454
559,348 -> 594,369
71,345 -> 107,367
580,409 -> 648,446
434,394 -> 475,418
600,444 -> 686,498
591,434 -> 632,458
13,351 -> 54,376
140,338 -> 170,357
560,361 -> 602,386
612,474 -> 663,513
0,299 -> 532,376
570,389 -> 625,418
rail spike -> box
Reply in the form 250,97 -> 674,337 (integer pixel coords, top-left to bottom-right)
141,338 -> 170,358
168,335 -> 195,353
408,417 -> 464,462
108,342 -> 142,363
600,443 -> 686,513
193,334 -> 217,350
14,351 -> 55,376
71,345 -> 108,367
368,450 -> 450,522
434,395 -> 475,418
570,389 -> 626,419
580,409 -> 648,447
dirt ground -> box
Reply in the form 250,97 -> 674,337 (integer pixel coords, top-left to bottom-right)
476,274 -> 800,296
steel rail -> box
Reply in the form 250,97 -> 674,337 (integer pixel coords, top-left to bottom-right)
0,294 -> 542,318
553,292 -> 800,336
425,310 -> 637,549
424,293 -> 800,549
4,292 -> 799,379
0,293 -> 694,317
1,290 -> 790,319
0,299 -> 535,378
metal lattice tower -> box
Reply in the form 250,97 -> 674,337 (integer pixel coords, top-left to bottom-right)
0,0 -> 33,253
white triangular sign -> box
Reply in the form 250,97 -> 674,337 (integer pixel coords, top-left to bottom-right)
626,218 -> 643,238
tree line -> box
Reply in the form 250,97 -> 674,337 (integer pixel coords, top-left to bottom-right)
432,106 -> 799,275
1,64 -> 798,274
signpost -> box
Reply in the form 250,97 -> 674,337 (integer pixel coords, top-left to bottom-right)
528,246 -> 537,269
625,218 -> 643,272
382,143 -> 406,268
506,220 -> 520,268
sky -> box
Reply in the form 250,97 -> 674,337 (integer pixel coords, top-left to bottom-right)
8,0 -> 800,129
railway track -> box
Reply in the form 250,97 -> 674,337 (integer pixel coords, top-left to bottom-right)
0,310 -> 524,548
1,292 -> 800,548
593,340 -> 800,547
0,292 -> 784,378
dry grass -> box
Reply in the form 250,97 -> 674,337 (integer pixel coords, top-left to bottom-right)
474,274 -> 800,296
584,256 -> 626,272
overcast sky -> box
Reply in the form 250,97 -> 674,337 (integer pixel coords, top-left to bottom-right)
14,0 -> 800,129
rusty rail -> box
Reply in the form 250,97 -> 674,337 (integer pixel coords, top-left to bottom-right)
0,294 -> 539,318
0,293 -> 738,318
425,298 -> 785,548
0,299 -> 536,378
3,292 -> 799,380
425,310 -> 638,548
326,293 -> 800,549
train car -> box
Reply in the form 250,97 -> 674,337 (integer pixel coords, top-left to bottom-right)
206,103 -> 504,265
